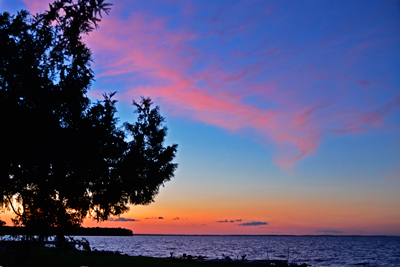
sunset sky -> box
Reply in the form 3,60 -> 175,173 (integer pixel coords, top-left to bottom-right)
1,0 -> 399,235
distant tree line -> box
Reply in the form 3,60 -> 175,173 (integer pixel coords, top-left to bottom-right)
0,226 -> 133,236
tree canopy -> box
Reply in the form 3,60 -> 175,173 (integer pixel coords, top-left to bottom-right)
0,0 -> 177,236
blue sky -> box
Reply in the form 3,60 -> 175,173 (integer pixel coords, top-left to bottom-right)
1,0 -> 400,235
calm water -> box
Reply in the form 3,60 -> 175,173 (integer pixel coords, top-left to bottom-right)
80,235 -> 400,267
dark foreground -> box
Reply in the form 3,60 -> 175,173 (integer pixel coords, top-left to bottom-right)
0,226 -> 133,236
0,242 -> 303,267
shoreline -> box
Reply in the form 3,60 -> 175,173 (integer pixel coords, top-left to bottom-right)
0,245 -> 303,267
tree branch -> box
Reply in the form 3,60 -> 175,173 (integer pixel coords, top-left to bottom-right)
6,195 -> 23,218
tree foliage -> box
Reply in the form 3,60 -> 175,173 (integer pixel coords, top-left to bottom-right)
0,0 -> 177,236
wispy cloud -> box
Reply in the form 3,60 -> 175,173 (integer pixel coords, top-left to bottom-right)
108,217 -> 139,222
173,217 -> 188,220
90,4 -> 400,171
216,219 -> 242,223
238,221 -> 268,227
145,217 -> 164,220
22,0 -> 400,172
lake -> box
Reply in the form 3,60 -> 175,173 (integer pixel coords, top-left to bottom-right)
80,235 -> 400,267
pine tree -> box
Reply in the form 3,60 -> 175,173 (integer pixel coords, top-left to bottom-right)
0,0 -> 177,239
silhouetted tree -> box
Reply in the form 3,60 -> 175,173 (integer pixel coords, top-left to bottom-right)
0,0 -> 177,240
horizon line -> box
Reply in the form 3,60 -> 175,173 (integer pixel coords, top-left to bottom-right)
131,234 -> 399,237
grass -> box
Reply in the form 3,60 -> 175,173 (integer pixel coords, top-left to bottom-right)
0,244 -> 250,267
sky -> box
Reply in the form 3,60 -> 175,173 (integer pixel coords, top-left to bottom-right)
1,0 -> 400,235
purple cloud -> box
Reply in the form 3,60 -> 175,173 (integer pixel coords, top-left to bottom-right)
145,216 -> 164,220
238,221 -> 268,227
108,217 -> 139,222
217,219 -> 242,223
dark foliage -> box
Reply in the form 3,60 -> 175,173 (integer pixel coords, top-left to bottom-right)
0,0 -> 177,238
0,226 -> 133,236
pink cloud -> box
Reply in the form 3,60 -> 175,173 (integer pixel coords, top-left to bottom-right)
85,7 -> 400,171
19,1 -> 400,171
